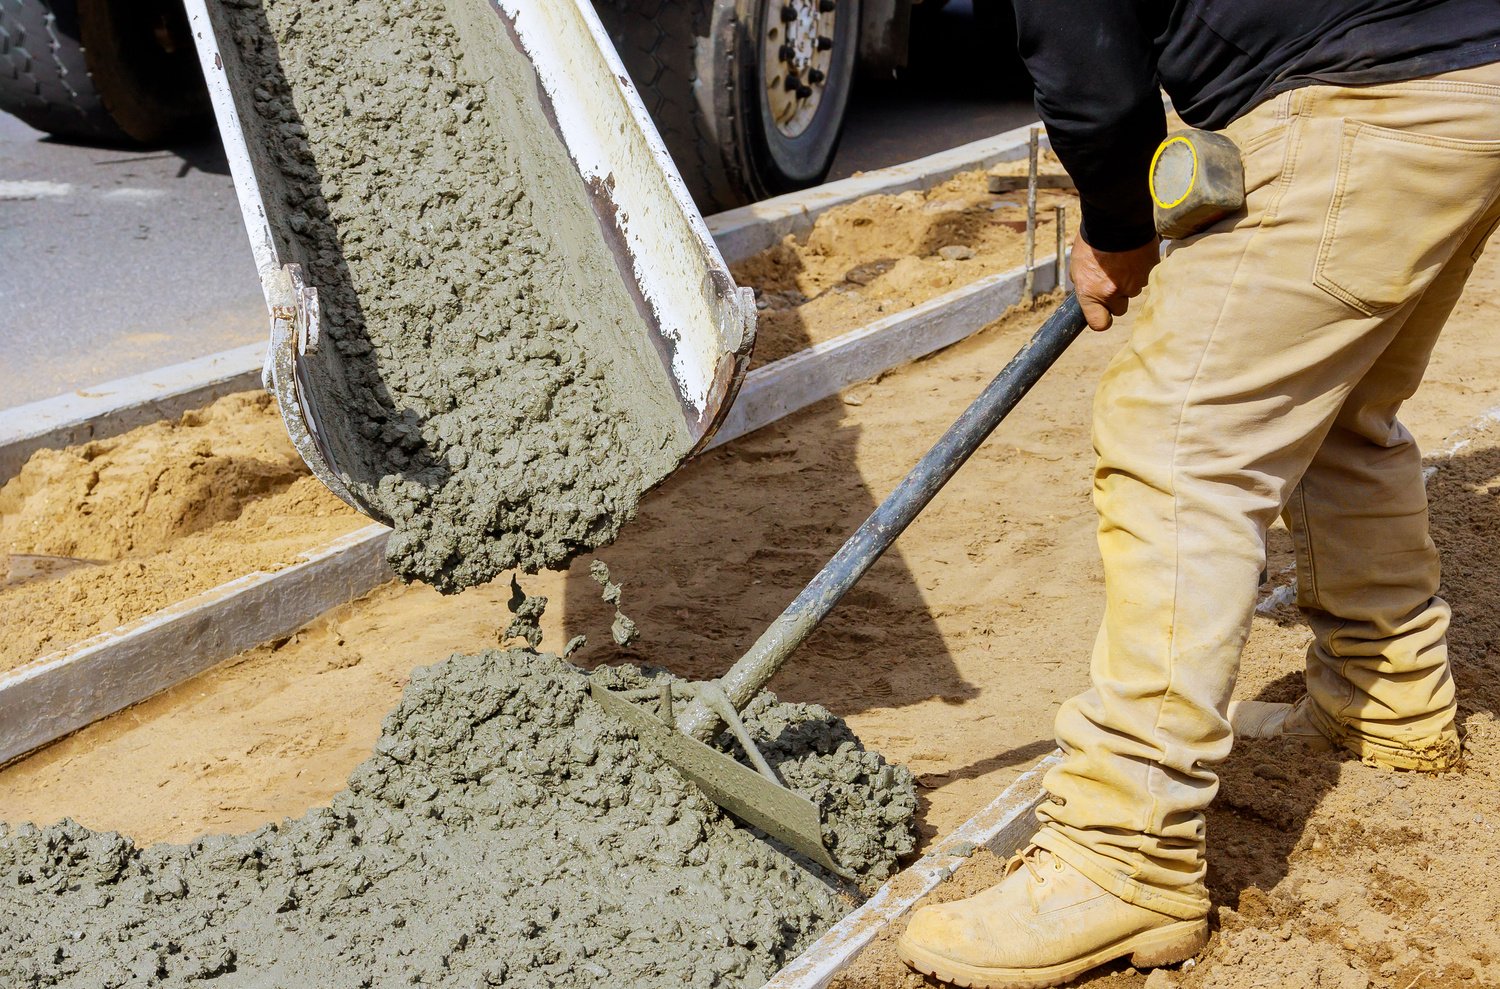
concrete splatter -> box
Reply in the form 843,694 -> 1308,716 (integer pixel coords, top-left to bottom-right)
591,559 -> 641,648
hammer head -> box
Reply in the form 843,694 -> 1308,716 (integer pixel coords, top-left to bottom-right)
1150,129 -> 1247,241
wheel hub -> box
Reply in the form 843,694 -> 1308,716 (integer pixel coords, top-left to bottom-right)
763,0 -> 838,139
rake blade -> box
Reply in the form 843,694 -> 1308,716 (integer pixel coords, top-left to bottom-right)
589,680 -> 846,877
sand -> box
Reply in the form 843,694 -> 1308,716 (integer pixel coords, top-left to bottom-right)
221,0 -> 689,591
0,649 -> 917,987
0,392 -> 361,671
736,169 -> 1073,368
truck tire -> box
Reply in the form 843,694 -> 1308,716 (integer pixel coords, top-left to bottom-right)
595,0 -> 860,213
0,0 -> 209,145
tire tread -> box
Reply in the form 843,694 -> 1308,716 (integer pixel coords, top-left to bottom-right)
0,0 -> 123,141
593,0 -> 748,211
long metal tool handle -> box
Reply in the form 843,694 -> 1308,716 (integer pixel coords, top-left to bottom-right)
680,295 -> 1089,740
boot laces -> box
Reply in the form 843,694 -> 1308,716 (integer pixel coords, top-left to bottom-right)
1007,845 -> 1064,885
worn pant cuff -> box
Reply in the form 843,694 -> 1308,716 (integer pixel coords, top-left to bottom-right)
1302,699 -> 1462,772
1031,826 -> 1208,921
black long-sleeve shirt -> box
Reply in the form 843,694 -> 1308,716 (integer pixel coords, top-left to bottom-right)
1013,0 -> 1500,250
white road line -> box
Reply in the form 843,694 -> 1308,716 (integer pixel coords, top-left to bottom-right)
100,187 -> 167,202
0,180 -> 72,200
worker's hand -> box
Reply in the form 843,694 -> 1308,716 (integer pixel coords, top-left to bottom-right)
1070,234 -> 1160,331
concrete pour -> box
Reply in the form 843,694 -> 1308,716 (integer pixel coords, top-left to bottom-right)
1,650 -> 916,987
222,0 -> 692,592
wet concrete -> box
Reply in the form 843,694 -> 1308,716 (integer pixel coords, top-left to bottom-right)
0,649 -> 916,987
222,0 -> 689,592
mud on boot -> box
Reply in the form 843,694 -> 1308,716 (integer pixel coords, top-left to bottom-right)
897,846 -> 1206,989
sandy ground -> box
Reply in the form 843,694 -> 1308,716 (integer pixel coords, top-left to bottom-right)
738,170 -> 1072,368
5,169 -> 1500,986
0,170 -> 1068,673
0,392 -> 360,670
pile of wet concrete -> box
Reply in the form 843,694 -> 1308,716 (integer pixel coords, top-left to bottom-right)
0,650 -> 916,987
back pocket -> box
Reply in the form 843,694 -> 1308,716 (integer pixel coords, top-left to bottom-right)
1315,120 -> 1500,315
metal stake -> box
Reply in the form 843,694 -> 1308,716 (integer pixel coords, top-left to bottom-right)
1054,204 -> 1067,291
1023,127 -> 1039,303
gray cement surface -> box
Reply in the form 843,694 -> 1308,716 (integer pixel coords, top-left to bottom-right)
0,2 -> 1032,412
0,649 -> 916,987
0,114 -> 265,408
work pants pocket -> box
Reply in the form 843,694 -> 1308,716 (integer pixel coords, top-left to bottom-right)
1314,120 -> 1500,316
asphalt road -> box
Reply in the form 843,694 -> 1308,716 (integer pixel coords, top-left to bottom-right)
0,2 -> 1032,410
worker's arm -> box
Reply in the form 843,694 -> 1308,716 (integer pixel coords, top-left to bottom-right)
1012,0 -> 1165,329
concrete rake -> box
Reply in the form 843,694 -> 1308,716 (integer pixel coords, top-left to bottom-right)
593,296 -> 1090,876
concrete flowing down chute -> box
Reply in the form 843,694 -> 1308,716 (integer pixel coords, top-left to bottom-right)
184,0 -> 756,526
181,0 -> 888,877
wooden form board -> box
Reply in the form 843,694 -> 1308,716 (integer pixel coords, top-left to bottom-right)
0,525 -> 391,766
710,256 -> 1063,449
766,751 -> 1063,989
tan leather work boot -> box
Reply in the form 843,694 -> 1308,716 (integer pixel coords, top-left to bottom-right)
1229,696 -> 1461,772
1227,697 -> 1334,751
897,847 -> 1207,989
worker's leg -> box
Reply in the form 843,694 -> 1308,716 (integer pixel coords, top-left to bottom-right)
1029,65 -> 1500,922
1274,206 -> 1500,769
900,62 -> 1500,989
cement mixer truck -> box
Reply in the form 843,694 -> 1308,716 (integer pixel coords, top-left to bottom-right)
0,0 -> 1019,211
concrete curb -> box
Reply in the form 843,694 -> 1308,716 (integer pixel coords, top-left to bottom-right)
0,344 -> 265,484
767,751 -> 1062,989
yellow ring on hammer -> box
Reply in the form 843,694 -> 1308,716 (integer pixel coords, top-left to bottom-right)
1149,135 -> 1198,211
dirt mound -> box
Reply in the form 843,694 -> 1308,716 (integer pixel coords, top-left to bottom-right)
0,392 -> 301,561
0,392 -> 361,672
734,170 -> 1075,367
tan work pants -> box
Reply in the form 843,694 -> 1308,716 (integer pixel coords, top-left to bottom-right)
1033,63 -> 1500,920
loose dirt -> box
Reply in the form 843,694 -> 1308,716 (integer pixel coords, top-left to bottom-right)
0,392 -> 361,671
821,427 -> 1500,989
737,170 -> 1072,368
7,124 -> 1500,986
0,649 -> 917,987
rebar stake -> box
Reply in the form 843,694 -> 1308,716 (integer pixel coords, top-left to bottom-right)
1023,127 -> 1039,303
1054,204 -> 1067,290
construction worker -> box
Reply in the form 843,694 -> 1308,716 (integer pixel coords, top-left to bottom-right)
898,3 -> 1500,986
